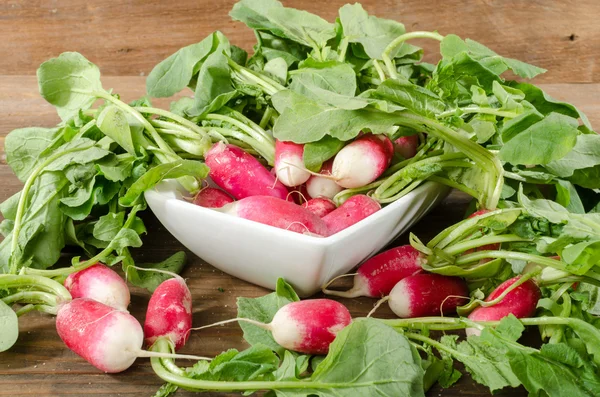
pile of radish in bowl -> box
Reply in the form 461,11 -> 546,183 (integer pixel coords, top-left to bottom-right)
145,133 -> 449,295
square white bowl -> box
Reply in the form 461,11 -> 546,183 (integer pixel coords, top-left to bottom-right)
145,181 -> 449,296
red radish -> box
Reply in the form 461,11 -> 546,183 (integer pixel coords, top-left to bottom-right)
305,160 -> 343,199
322,245 -> 424,298
372,274 -> 468,318
64,264 -> 130,311
56,299 -> 210,373
194,299 -> 352,355
332,134 -> 394,188
275,140 -> 311,187
144,277 -> 192,351
394,135 -> 419,159
193,187 -> 234,208
302,197 -> 337,218
466,277 -> 541,336
56,299 -> 143,373
322,194 -> 381,235
205,142 -> 289,200
217,195 -> 329,236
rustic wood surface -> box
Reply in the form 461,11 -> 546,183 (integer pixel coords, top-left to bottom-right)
1,0 -> 599,83
1,0 -> 600,395
0,76 -> 597,396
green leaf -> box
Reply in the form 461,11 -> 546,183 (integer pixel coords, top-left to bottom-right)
37,52 -> 103,121
97,154 -> 135,182
152,383 -> 178,397
0,172 -> 69,272
508,82 -> 592,129
5,127 -> 62,182
189,344 -> 279,382
119,160 -> 209,207
272,90 -> 401,143
230,0 -> 335,51
338,3 -> 407,60
308,318 -> 425,396
189,51 -> 237,117
236,278 -> 299,356
556,180 -> 585,214
499,113 -> 579,165
289,60 -> 358,104
93,212 -> 126,242
374,78 -> 446,118
562,240 -> 600,275
96,106 -> 137,155
44,139 -> 111,172
146,32 -> 222,98
545,134 -> 600,178
124,251 -> 187,293
0,300 -> 18,352
263,57 -> 288,84
302,136 -> 344,172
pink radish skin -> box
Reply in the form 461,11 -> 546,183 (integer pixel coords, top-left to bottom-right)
305,160 -> 343,199
275,140 -> 311,187
332,135 -> 394,188
387,274 -> 468,318
322,195 -> 381,235
269,299 -> 351,355
193,187 -> 234,208
466,277 -> 541,337
302,197 -> 337,218
144,277 -> 193,351
200,299 -> 352,355
323,245 -> 424,298
205,142 -> 289,200
64,264 -> 130,311
218,195 -> 329,236
394,135 -> 419,159
56,298 -> 144,373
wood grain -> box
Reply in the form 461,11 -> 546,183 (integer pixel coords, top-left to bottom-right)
0,0 -> 598,83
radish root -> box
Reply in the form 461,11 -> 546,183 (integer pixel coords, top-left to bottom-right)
367,296 -> 390,318
321,273 -> 363,298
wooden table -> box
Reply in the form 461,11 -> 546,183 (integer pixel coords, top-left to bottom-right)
1,0 -> 600,395
0,77 -> 598,396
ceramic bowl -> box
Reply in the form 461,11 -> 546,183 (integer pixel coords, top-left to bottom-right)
145,180 -> 449,296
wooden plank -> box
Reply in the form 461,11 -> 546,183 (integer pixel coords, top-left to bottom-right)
1,161 -> 521,396
0,76 -> 595,395
0,0 -> 598,83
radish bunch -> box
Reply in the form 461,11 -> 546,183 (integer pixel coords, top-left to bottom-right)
56,266 -> 204,373
190,132 -> 399,237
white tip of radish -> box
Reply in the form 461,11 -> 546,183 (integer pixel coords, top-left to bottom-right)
270,305 -> 305,351
387,282 -> 412,318
465,327 -> 482,337
332,135 -> 393,189
275,140 -> 311,187
306,175 -> 343,199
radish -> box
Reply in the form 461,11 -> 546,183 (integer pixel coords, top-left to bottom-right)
370,274 -> 468,318
305,160 -> 343,199
205,142 -> 289,200
193,299 -> 352,355
274,140 -> 311,187
64,264 -> 130,311
144,276 -> 193,351
322,245 -> 424,298
466,277 -> 541,336
302,197 -> 337,218
394,135 -> 419,159
217,195 -> 329,236
56,299 -> 208,373
193,187 -> 234,208
322,194 -> 381,235
332,134 -> 394,188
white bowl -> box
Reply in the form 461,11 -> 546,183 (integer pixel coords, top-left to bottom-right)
145,181 -> 449,296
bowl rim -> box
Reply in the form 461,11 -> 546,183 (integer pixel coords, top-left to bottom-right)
145,180 -> 444,246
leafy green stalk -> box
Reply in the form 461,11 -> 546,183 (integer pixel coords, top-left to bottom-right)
8,141 -> 96,274
382,31 -> 444,79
